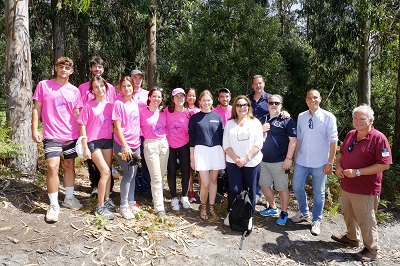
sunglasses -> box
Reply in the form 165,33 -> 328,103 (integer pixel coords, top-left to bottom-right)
308,118 -> 313,129
236,103 -> 248,108
348,141 -> 357,152
268,102 -> 281,106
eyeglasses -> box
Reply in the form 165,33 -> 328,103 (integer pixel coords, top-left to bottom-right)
348,141 -> 357,152
236,103 -> 248,108
268,102 -> 281,106
308,118 -> 313,129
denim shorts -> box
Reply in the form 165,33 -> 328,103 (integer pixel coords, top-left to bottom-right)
88,138 -> 113,153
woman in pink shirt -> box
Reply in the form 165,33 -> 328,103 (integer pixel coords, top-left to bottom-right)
140,87 -> 169,217
165,88 -> 192,211
112,76 -> 141,219
77,76 -> 115,219
185,88 -> 201,202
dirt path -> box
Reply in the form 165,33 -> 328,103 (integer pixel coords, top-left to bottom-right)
0,175 -> 399,266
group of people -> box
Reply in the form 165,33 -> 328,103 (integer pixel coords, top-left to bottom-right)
31,56 -> 392,262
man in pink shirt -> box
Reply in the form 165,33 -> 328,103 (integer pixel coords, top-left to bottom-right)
130,69 -> 152,198
213,88 -> 232,126
32,57 -> 83,223
78,56 -> 116,196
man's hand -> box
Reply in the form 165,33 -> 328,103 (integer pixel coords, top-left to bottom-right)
32,129 -> 42,143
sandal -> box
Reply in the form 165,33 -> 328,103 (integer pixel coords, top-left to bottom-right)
200,203 -> 208,221
209,204 -> 217,218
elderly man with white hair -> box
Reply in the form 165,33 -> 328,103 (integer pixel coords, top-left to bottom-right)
333,105 -> 392,262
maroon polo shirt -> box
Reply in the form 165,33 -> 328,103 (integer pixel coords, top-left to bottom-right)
340,127 -> 392,195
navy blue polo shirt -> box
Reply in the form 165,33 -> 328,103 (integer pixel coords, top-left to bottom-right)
261,114 -> 297,162
248,91 -> 271,124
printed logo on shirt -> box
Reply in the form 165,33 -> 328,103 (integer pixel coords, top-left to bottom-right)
381,148 -> 390,157
53,96 -> 67,110
169,120 -> 185,136
210,120 -> 219,123
155,121 -> 166,134
100,114 -> 112,129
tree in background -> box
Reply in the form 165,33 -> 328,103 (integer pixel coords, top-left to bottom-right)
5,0 -> 37,174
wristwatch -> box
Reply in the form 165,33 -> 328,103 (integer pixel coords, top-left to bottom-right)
356,169 -> 361,177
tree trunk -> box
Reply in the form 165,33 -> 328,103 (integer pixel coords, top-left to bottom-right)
52,0 -> 65,63
147,0 -> 157,89
393,31 -> 400,159
77,14 -> 89,84
357,13 -> 371,105
5,0 -> 38,174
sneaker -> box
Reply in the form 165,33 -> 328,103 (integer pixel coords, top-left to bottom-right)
129,201 -> 140,213
181,196 -> 191,209
104,198 -> 116,212
331,234 -> 360,247
259,206 -> 279,217
46,205 -> 60,222
171,198 -> 180,211
223,214 -> 230,226
291,211 -> 310,223
353,247 -> 378,262
311,221 -> 321,236
62,197 -> 82,210
96,205 -> 114,220
119,205 -> 135,219
276,211 -> 289,225
91,187 -> 98,196
189,191 -> 196,202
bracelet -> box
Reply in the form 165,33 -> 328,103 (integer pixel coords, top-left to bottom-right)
285,157 -> 292,161
326,162 -> 334,166
245,155 -> 250,161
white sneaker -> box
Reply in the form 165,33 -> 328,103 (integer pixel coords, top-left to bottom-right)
180,196 -> 190,209
129,201 -> 140,213
256,195 -> 263,204
119,205 -> 135,219
224,214 -> 230,226
46,205 -> 60,222
62,196 -> 82,210
291,211 -> 310,223
311,221 -> 321,236
171,198 -> 180,211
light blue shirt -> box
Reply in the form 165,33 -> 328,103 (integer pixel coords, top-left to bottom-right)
296,107 -> 338,168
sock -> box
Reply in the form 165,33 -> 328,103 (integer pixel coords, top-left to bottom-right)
65,187 -> 74,199
48,192 -> 59,206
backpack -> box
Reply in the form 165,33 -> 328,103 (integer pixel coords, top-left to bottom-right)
229,189 -> 253,249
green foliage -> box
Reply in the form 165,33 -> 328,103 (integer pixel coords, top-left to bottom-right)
93,213 -> 111,229
381,162 -> 400,207
0,102 -> 21,163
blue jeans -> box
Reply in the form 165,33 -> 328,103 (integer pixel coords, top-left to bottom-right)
292,163 -> 326,222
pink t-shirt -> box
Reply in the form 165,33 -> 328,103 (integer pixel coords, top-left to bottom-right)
165,109 -> 190,148
213,105 -> 232,126
33,79 -> 83,140
188,106 -> 201,117
76,101 -> 114,142
133,88 -> 149,110
112,97 -> 141,149
78,81 -> 116,104
140,108 -> 167,140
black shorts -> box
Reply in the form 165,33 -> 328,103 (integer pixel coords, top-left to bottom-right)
88,138 -> 113,153
43,139 -> 77,159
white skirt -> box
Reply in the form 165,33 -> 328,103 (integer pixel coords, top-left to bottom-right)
194,145 -> 225,171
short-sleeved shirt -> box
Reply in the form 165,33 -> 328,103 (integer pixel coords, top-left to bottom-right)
76,101 -> 114,142
248,91 -> 271,124
296,107 -> 338,168
213,105 -> 232,126
78,81 -> 116,104
189,111 -> 223,147
165,109 -> 191,149
261,114 -> 297,163
140,108 -> 167,139
133,88 -> 149,110
340,128 -> 392,195
223,118 -> 263,167
33,79 -> 83,140
112,97 -> 140,149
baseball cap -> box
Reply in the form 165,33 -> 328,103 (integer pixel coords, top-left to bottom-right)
172,88 -> 186,96
130,69 -> 144,76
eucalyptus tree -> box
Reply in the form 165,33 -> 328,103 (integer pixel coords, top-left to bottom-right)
5,0 -> 37,173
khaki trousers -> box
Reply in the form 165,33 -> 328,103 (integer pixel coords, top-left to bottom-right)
144,137 -> 169,213
341,190 -> 379,254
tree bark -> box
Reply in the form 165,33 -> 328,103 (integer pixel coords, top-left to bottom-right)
52,0 -> 65,63
147,0 -> 157,89
393,30 -> 400,159
357,11 -> 371,105
5,0 -> 38,174
77,13 -> 89,84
